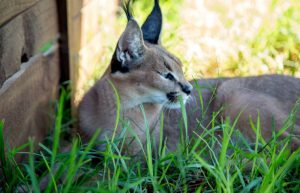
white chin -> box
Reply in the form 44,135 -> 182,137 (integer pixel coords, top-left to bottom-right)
164,102 -> 181,109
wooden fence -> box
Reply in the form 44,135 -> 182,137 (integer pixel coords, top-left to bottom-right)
0,0 -> 118,154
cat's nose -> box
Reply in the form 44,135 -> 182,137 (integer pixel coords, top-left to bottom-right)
180,83 -> 193,95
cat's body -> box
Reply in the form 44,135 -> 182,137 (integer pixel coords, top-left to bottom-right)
78,0 -> 300,154
79,71 -> 163,154
79,1 -> 192,154
164,75 -> 300,151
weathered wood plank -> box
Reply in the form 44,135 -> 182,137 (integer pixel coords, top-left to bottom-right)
67,0 -> 82,114
0,17 -> 24,87
0,0 -> 58,87
0,46 -> 59,152
0,0 -> 39,27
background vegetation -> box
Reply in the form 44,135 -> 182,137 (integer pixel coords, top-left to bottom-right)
95,0 -> 300,80
1,0 -> 300,192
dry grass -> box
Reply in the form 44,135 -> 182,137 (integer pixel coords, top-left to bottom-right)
169,0 -> 300,79
93,0 -> 300,81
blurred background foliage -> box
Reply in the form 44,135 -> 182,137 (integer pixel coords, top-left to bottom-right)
93,0 -> 300,82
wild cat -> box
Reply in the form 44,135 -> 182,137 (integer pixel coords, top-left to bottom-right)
79,0 -> 193,154
79,0 -> 300,154
164,76 -> 300,151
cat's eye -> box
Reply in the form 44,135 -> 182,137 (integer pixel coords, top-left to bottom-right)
164,73 -> 175,81
156,71 -> 176,81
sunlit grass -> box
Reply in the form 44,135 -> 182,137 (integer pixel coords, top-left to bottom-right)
93,0 -> 300,80
1,84 -> 300,192
1,0 -> 300,192
174,0 -> 300,78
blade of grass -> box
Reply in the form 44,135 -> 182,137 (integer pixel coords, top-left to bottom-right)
179,95 -> 189,149
40,152 -> 58,193
0,120 -> 9,191
140,105 -> 155,187
25,139 -> 40,193
108,80 -> 121,142
193,80 -> 204,119
62,139 -> 79,193
158,112 -> 164,158
51,89 -> 66,168
240,177 -> 262,193
250,112 -> 262,178
193,153 -> 226,191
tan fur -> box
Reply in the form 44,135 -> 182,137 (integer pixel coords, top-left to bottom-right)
164,75 -> 300,151
78,40 -> 192,154
79,1 -> 300,154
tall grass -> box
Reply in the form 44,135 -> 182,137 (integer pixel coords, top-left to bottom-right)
1,0 -> 300,192
1,85 -> 300,192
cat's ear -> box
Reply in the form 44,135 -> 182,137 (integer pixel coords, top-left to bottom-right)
111,0 -> 145,73
141,0 -> 162,44
116,19 -> 145,63
111,19 -> 145,73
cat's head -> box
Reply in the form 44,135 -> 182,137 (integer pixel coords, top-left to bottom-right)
110,0 -> 192,109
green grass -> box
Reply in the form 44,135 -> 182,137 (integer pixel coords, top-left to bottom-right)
1,0 -> 300,192
236,0 -> 300,76
1,85 -> 300,193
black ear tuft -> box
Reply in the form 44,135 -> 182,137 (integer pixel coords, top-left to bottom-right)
141,0 -> 162,44
111,2 -> 145,74
122,0 -> 134,21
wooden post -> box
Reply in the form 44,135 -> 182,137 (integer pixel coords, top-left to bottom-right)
66,0 -> 82,117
